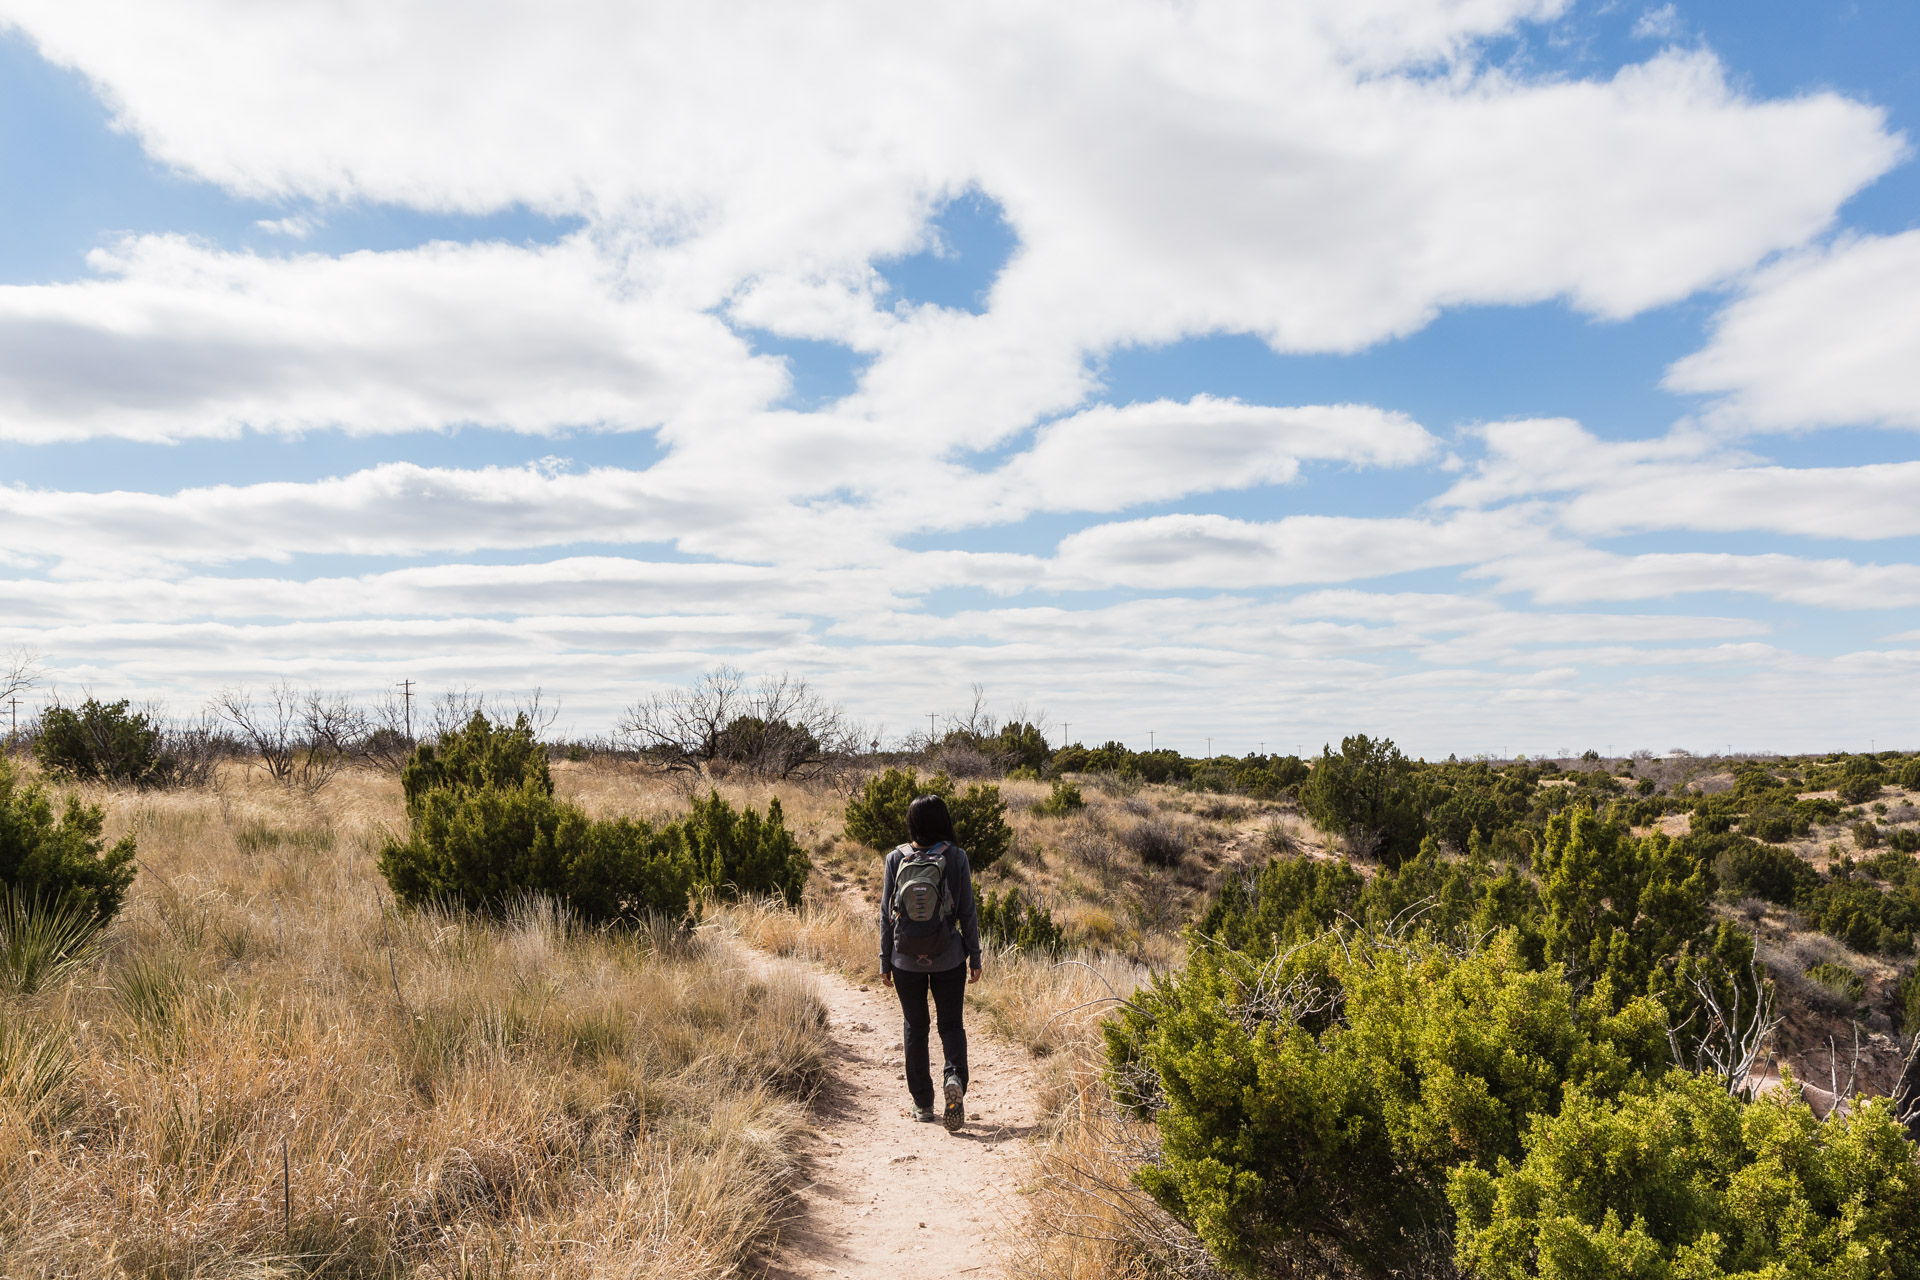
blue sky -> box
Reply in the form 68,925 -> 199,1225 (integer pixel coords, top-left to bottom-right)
1,0 -> 1917,755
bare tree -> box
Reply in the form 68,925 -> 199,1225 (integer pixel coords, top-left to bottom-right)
2,648 -> 42,746
2,647 -> 41,705
618,666 -> 860,781
425,685 -> 489,742
358,686 -> 417,772
153,708 -> 226,789
415,685 -> 558,748
213,682 -> 365,792
1664,954 -> 1781,1097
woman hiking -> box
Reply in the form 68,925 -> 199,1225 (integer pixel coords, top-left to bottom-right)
879,794 -> 982,1131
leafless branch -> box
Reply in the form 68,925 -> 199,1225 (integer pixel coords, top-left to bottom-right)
1893,1035 -> 1920,1139
213,682 -> 365,792
1,646 -> 42,708
1825,1026 -> 1864,1119
1664,953 -> 1780,1097
616,666 -> 861,781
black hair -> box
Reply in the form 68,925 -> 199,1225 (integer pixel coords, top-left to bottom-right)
906,794 -> 959,848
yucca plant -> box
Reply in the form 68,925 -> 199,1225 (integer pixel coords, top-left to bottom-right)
0,887 -> 106,996
0,1016 -> 76,1129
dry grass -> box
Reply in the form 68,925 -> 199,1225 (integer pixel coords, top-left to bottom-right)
1,765 -> 831,1279
3,756 -> 1278,1280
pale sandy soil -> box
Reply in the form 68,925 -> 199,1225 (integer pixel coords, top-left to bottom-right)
759,958 -> 1044,1279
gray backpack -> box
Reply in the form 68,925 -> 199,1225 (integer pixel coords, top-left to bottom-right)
892,842 -> 957,957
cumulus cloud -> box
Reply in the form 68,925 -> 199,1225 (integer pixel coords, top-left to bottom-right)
0,2 -> 1898,442
972,398 -> 1437,520
1666,231 -> 1920,431
0,234 -> 774,443
1632,4 -> 1682,41
0,398 -> 1440,572
0,0 -> 1912,751
1444,419 -> 1920,539
1476,547 -> 1920,609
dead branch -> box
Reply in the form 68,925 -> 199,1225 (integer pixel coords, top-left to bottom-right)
616,666 -> 862,781
1665,953 -> 1780,1097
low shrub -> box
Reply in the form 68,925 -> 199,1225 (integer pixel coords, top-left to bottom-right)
1199,854 -> 1364,952
380,783 -> 689,920
1741,805 -> 1798,843
383,726 -> 809,919
1900,965 -> 1920,1035
1716,836 -> 1819,905
1839,774 -> 1883,805
402,711 -> 551,817
1121,818 -> 1187,867
1033,778 -> 1085,817
1107,929 -> 1672,1278
676,790 -> 811,906
32,698 -> 193,788
978,887 -> 1065,954
1451,1073 -> 1920,1280
1805,959 -> 1867,1006
1799,875 -> 1918,955
841,766 -> 1011,871
0,756 -> 136,926
1854,820 -> 1883,849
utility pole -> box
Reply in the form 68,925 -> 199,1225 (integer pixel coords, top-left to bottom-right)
1149,730 -> 1155,751
400,679 -> 415,739
1206,737 -> 1212,757
5,696 -> 16,742
1061,722 -> 1070,748
927,712 -> 937,743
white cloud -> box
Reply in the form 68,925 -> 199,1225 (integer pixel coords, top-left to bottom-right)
1666,230 -> 1920,431
1445,419 -> 1920,540
0,1 -> 1913,752
0,397 -> 1440,573
0,557 -> 903,627
0,4 -> 1896,403
1047,510 -> 1536,590
0,234 -> 774,443
971,398 -> 1437,520
1632,4 -> 1682,41
1477,546 -> 1920,608
253,214 -> 316,237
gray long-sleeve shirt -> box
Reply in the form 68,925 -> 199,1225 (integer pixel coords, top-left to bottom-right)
879,842 -> 982,975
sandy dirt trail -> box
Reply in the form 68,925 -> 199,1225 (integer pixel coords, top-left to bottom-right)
759,957 -> 1045,1279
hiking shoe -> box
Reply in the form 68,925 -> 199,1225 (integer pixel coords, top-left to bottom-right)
912,1104 -> 939,1123
943,1075 -> 966,1132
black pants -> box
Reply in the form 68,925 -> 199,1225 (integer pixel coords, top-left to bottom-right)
894,963 -> 969,1109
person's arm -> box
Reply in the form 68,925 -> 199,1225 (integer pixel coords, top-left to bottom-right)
951,847 -> 982,980
879,848 -> 897,984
